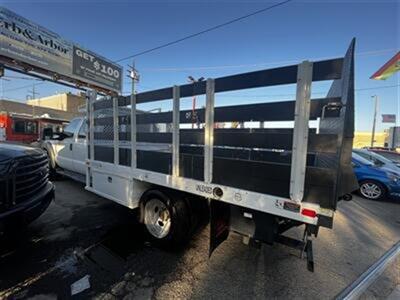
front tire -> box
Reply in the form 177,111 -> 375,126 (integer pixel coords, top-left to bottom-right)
44,149 -> 57,180
359,180 -> 386,200
142,190 -> 191,247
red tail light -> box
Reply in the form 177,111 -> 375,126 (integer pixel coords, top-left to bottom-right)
301,208 -> 317,218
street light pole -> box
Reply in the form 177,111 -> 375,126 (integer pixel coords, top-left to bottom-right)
128,60 -> 139,95
371,95 -> 379,147
188,76 -> 204,129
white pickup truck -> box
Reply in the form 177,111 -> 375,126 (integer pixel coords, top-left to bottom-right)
36,41 -> 358,272
39,117 -> 87,182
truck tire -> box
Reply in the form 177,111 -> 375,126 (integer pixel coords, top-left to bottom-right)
358,180 -> 386,201
141,190 -> 191,247
44,149 -> 57,179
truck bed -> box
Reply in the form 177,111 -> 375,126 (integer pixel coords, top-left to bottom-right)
86,39 -> 358,229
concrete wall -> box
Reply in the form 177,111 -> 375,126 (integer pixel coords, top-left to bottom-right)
353,132 -> 387,148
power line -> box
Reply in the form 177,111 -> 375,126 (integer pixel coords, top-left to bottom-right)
141,48 -> 396,73
356,84 -> 399,92
115,0 -> 293,62
121,84 -> 399,98
4,75 -> 43,80
213,85 -> 400,98
2,82 -> 45,93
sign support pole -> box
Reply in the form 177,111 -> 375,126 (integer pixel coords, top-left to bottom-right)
371,95 -> 378,147
129,61 -> 139,169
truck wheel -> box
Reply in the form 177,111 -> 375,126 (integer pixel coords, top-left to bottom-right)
359,180 -> 386,200
44,149 -> 57,180
142,191 -> 191,247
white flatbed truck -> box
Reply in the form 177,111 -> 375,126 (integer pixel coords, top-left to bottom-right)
84,40 -> 358,271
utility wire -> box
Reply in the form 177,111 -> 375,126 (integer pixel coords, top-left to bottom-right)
2,82 -> 45,93
355,85 -> 400,92
141,48 -> 396,72
215,85 -> 400,98
115,0 -> 293,62
121,84 -> 399,97
4,75 -> 43,80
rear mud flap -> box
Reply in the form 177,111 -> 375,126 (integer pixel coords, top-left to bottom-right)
209,200 -> 230,257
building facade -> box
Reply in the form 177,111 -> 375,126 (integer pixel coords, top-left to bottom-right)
26,92 -> 85,113
0,99 -> 82,143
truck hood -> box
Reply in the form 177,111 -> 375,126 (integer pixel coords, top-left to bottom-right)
0,143 -> 43,163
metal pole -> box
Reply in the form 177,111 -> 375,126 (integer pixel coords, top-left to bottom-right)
204,78 -> 215,184
336,240 -> 400,300
290,61 -> 313,203
89,90 -> 96,164
172,85 -> 180,177
130,60 -> 138,169
192,95 -> 196,129
85,90 -> 91,188
371,95 -> 378,147
188,77 -> 204,129
113,96 -> 119,165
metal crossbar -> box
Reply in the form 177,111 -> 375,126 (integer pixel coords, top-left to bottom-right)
336,240 -> 400,300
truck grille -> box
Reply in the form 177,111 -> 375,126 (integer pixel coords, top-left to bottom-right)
14,153 -> 49,204
0,153 -> 49,213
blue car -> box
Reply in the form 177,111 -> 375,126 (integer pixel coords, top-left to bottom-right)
353,148 -> 400,173
352,152 -> 400,200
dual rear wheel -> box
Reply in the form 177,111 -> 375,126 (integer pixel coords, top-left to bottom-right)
141,190 -> 193,246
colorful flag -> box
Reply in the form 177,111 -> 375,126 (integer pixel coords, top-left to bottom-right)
382,114 -> 396,123
371,52 -> 400,80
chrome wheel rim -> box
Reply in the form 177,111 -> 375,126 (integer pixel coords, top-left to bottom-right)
144,198 -> 171,239
360,183 -> 382,199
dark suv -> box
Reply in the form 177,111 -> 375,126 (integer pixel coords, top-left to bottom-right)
0,143 -> 54,233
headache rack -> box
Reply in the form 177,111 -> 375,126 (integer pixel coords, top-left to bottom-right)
86,39 -> 358,231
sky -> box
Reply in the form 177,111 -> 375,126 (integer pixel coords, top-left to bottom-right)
0,0 -> 399,132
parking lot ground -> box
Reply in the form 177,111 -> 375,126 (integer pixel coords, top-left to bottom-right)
0,179 -> 399,299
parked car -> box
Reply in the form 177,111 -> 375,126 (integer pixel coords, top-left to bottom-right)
352,152 -> 400,200
353,148 -> 400,173
366,148 -> 400,166
0,143 -> 54,234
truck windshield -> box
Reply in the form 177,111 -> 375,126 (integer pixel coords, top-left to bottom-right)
64,118 -> 81,137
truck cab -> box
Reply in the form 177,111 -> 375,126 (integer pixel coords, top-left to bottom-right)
40,117 -> 87,181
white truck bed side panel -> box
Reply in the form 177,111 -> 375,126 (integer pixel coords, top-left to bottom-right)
89,168 -> 151,209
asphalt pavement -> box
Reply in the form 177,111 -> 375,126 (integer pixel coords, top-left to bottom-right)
0,178 -> 399,299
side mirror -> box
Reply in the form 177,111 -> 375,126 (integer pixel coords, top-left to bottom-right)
42,128 -> 54,140
56,127 -> 64,134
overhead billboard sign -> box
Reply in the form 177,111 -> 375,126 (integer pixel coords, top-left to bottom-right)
0,7 -> 122,93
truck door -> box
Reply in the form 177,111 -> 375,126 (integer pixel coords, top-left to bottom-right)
73,119 -> 87,175
56,118 -> 81,171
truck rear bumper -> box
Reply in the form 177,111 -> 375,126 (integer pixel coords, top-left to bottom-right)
0,182 -> 54,231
